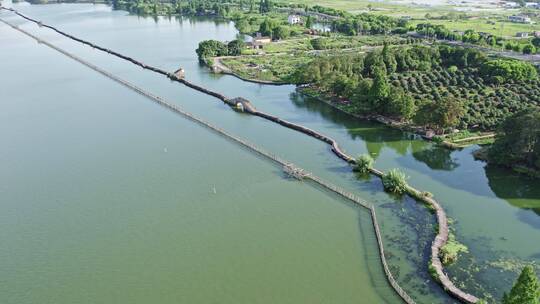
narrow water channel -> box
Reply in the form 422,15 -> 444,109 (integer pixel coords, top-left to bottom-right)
1,3 -> 539,303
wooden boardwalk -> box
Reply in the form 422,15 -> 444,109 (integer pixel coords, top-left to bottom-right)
0,9 -> 479,303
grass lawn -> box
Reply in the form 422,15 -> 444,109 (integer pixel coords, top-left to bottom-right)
223,34 -> 412,82
261,37 -> 314,53
411,17 -> 540,37
286,0 -> 540,36
246,35 -> 407,54
285,0 -> 503,17
286,0 -> 442,15
221,54 -> 314,82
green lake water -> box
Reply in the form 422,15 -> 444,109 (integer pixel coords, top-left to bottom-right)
0,3 -> 539,303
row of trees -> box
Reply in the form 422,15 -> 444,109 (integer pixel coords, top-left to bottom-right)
330,14 -> 407,36
196,39 -> 244,61
293,45 -> 464,131
112,0 -> 234,17
416,23 -> 540,55
293,44 -> 539,132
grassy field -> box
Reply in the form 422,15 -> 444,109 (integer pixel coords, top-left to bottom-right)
221,35 -> 409,82
260,37 -> 314,54
286,0 -> 446,16
411,17 -> 540,38
286,0 -> 540,36
221,54 -> 313,82
285,0 -> 510,17
245,35 -> 407,54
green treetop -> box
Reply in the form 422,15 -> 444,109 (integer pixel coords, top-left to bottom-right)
503,265 -> 540,304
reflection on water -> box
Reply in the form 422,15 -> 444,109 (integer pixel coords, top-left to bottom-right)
486,165 -> 540,220
485,165 -> 540,208
290,89 -> 540,301
412,145 -> 459,171
290,92 -> 419,159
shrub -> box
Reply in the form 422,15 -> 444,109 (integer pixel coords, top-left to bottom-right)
354,154 -> 374,173
382,168 -> 408,194
310,38 -> 329,50
428,262 -> 440,282
481,59 -> 538,82
522,44 -> 536,55
196,40 -> 228,62
440,233 -> 468,265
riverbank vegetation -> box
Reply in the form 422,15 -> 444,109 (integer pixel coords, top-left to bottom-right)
440,232 -> 469,265
292,44 -> 539,131
382,168 -> 409,194
196,39 -> 245,63
484,107 -> 540,177
354,154 -> 374,173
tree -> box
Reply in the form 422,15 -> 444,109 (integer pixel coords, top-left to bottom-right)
369,69 -> 390,110
502,265 -> 540,304
489,107 -> 540,170
382,43 -> 397,73
259,0 -> 273,13
413,97 -> 465,133
227,40 -> 245,56
414,100 -> 439,129
259,18 -> 279,37
331,74 -> 358,98
305,15 -> 314,29
234,17 -> 251,34
273,26 -> 290,40
523,44 -> 536,55
481,59 -> 538,82
532,37 -> 540,48
196,40 -> 229,61
462,29 -> 481,43
385,88 -> 416,120
364,51 -> 386,76
436,97 -> 465,132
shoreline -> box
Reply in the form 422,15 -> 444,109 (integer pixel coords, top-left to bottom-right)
473,147 -> 540,179
211,57 -> 495,150
295,86 -> 496,149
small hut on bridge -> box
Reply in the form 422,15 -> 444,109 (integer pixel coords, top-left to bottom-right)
174,67 -> 185,79
228,97 -> 257,113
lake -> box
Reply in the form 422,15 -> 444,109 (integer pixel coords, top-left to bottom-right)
1,2 -> 539,303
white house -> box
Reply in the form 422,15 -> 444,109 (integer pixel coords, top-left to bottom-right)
525,2 -> 540,8
288,14 -> 301,25
508,15 -> 532,23
516,32 -> 530,38
503,1 -> 521,8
